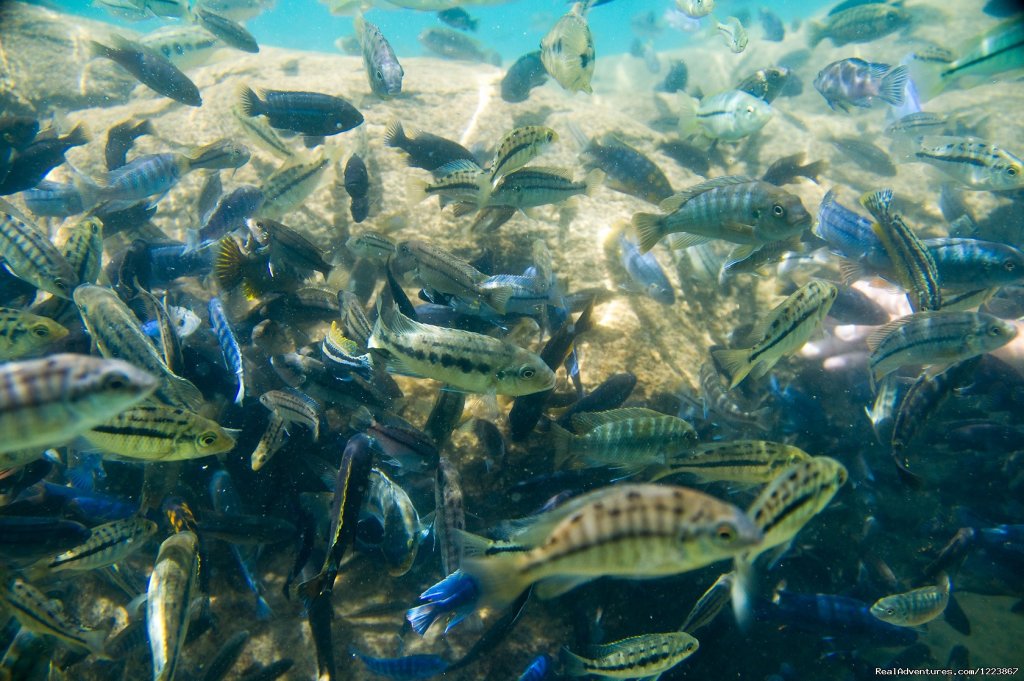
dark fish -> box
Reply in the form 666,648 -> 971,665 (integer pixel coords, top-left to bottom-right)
344,153 -> 370,205
0,115 -> 39,151
501,51 -> 548,103
827,284 -> 890,325
736,66 -> 797,103
437,7 -> 478,31
352,407 -> 440,473
419,27 -> 499,65
657,140 -> 712,176
759,8 -> 785,41
88,35 -> 202,106
809,3 -> 911,46
193,6 -> 260,53
196,185 -> 265,245
655,60 -> 688,93
251,218 -> 332,276
239,87 -> 363,137
756,590 -> 918,645
831,137 -> 896,176
88,200 -> 156,237
761,153 -> 826,186
424,390 -> 466,449
0,124 -> 88,196
200,630 -> 250,681
104,119 -> 154,171
351,196 -> 369,222
355,652 -> 449,679
578,132 -> 673,205
22,180 -> 89,217
384,120 -> 477,172
0,516 -> 90,562
556,372 -> 636,427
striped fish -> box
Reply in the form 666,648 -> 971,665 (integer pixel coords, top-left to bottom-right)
941,16 -> 1024,83
98,153 -> 188,202
0,354 -> 157,454
678,90 -> 772,141
681,572 -> 734,632
487,166 -> 602,210
346,231 -> 397,262
259,388 -> 321,440
83,404 -> 237,461
461,484 -> 763,612
250,414 -> 288,471
208,298 -> 245,404
3,578 -> 108,655
713,280 -> 837,389
45,517 -> 157,572
562,632 -> 699,679
650,440 -> 812,485
866,311 -> 1016,387
0,198 -> 78,299
73,285 -> 203,409
355,14 -> 403,98
488,126 -> 558,185
434,456 -> 466,576
0,307 -> 67,360
393,239 -> 513,314
406,159 -> 489,207
632,176 -> 810,254
231,105 -> 294,159
369,302 -> 554,396
60,216 -> 104,286
551,407 -> 697,471
871,574 -> 951,626
258,151 -> 334,219
910,136 -> 1024,192
698,361 -> 771,429
366,468 -> 428,577
148,532 -> 199,681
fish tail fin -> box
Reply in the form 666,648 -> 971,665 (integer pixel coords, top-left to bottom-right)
485,285 -> 513,314
551,423 -> 574,469
879,65 -> 909,106
731,560 -> 754,630
237,84 -> 263,117
215,236 -> 245,290
907,57 -> 945,101
462,554 -> 525,614
807,20 -> 825,47
712,348 -> 754,389
452,528 -> 494,558
84,627 -> 112,660
560,648 -> 588,677
86,40 -> 112,61
677,94 -> 700,137
405,176 -> 429,206
631,212 -> 664,253
384,119 -> 406,148
406,570 -> 481,635
583,168 -> 604,196
63,122 -> 90,148
69,165 -> 100,212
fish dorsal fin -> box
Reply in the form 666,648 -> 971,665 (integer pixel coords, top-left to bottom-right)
379,302 -> 422,337
865,314 -> 928,352
570,407 -> 666,432
434,159 -> 482,176
517,166 -> 575,181
659,175 -> 757,212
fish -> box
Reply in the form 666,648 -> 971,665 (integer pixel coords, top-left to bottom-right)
814,59 -> 908,112
759,8 -> 785,41
84,404 -> 237,460
44,517 -> 157,572
808,3 -> 910,47
88,35 -> 202,106
419,27 -> 500,64
939,16 -> 1024,86
540,3 -> 596,94
716,16 -> 748,53
905,136 -> 1024,191
140,24 -> 221,70
435,456 -> 466,575
365,468 -> 429,576
208,297 -> 245,404
22,180 -> 91,218
698,360 -> 771,429
830,137 -> 896,176
437,7 -> 478,31
0,354 -> 157,455
0,199 -> 79,299
0,307 -> 68,360
259,389 -> 322,440
487,167 -> 603,211
354,652 -> 449,680
866,311 -> 1017,387
238,87 -> 363,137
249,218 -> 332,276
351,406 -> 439,472
562,632 -> 699,679
681,572 -> 734,632
577,132 -> 673,205
552,407 -> 697,471
861,189 -> 942,312
73,284 -> 203,409
678,90 -> 773,141
517,655 -> 553,681
148,532 -> 199,681
192,6 -> 260,53
187,138 -> 251,171
0,123 -> 88,196
258,150 -> 335,218
649,440 -> 812,485
677,0 -> 714,19
656,59 -> 689,93
871,574 -> 951,626
393,239 -> 512,313
232,105 -> 295,159
195,185 -> 265,246
355,14 -> 404,98
385,121 -> 477,174
713,280 -> 838,388
489,125 -> 558,185
249,414 -> 288,472
736,66 -> 797,104
501,51 -> 548,103
97,152 -> 190,202
2,578 -> 108,656
618,233 -> 675,304
758,589 -> 918,645
368,302 -> 555,396
632,176 -> 811,253
761,153 -> 826,186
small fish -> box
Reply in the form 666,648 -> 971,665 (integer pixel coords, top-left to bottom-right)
681,572 -> 734,632
192,6 -> 260,53
140,24 -> 221,70
365,468 -> 429,576
238,86 -> 363,137
355,14 -> 404,98
351,406 -> 439,473
501,51 -> 548,103
713,280 -> 838,388
814,59 -> 908,113
489,126 -> 558,185
369,302 -> 554,396
195,185 -> 265,246
830,137 -> 896,176
0,307 -> 68,360
250,415 -> 288,471
907,136 -> 1024,191
736,66 -> 796,103
0,199 -> 79,298
861,189 -> 942,312
487,167 -> 603,211
677,0 -> 714,19
540,4 -> 596,94
656,59 -> 689,93
632,176 -> 811,253
650,440 -> 812,485
148,532 -> 199,681
518,655 -> 553,681
22,180 -> 90,218
232,105 -> 295,159
761,153 -> 826,186
84,404 -> 237,461
355,651 -> 449,680
562,632 -> 699,679
2,578 -> 108,656
808,3 -> 910,47
208,297 -> 245,404
435,456 -> 466,575
394,239 -> 512,313
259,389 -> 322,440
186,138 -> 251,171
348,231 -> 396,263
250,218 -> 332,276
716,16 -> 748,53
576,131 -> 673,205
0,123 -> 88,196
759,7 -> 785,41
939,16 -> 1024,85
88,35 -> 202,106
258,150 -> 335,218
344,153 -> 370,220
866,311 -> 1016,387
618,234 -> 675,304
678,90 -> 773,141
552,407 -> 697,471
0,354 -> 156,455
44,517 -> 157,572
698,360 -> 771,429
97,152 -> 189,202
871,574 -> 951,626
419,27 -> 499,64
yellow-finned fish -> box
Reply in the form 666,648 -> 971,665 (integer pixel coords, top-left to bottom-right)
60,216 -> 104,286
258,150 -> 336,219
540,3 -> 595,94
0,198 -> 79,299
44,517 -> 157,572
83,404 -> 237,461
368,302 -> 554,396
488,125 -> 559,185
250,414 -> 288,471
551,407 -> 698,471
147,531 -> 199,681
0,307 -> 68,360
650,440 -> 812,485
870,573 -> 951,626
562,632 -> 699,679
713,281 -> 837,388
0,354 -> 157,455
73,284 -> 204,410
2,577 -> 108,656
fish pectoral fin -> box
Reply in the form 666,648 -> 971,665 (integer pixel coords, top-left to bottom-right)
534,575 -> 593,600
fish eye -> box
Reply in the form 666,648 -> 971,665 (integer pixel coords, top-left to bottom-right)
772,204 -> 786,217
53,278 -> 68,292
685,641 -> 696,652
518,365 -> 536,379
375,70 -> 383,81
990,324 -> 1005,336
1004,260 -> 1017,272
102,372 -> 130,390
31,324 -> 50,337
714,523 -> 737,542
886,607 -> 896,616
198,432 -> 219,448
745,105 -> 755,114
1006,166 -> 1018,177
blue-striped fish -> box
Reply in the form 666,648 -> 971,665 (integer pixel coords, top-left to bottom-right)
0,198 -> 79,299
208,298 -> 245,404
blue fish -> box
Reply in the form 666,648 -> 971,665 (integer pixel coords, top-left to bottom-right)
192,185 -> 265,248
209,471 -> 271,618
518,654 -> 553,681
208,297 -> 245,404
406,570 -> 480,635
755,589 -> 918,646
814,189 -> 881,260
22,179 -> 89,217
619,233 -> 675,305
354,652 -> 448,680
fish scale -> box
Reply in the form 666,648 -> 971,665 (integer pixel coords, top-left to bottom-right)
0,200 -> 78,299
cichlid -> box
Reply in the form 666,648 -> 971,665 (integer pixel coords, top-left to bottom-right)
2,578 -> 108,656
0,199 -> 79,299
488,126 -> 558,185
713,281 -> 837,388
577,132 -> 673,205
419,27 -> 500,64
808,3 -> 910,47
540,3 -> 595,94
259,389 -> 322,440
678,90 -> 773,141
0,123 -> 88,196
0,307 -> 67,360
562,632 -> 699,679
88,35 -> 202,106
208,298 -> 245,404
393,239 -> 513,314
84,404 -> 237,461
716,16 -> 748,53
551,407 -> 697,471
501,51 -> 548,103
384,120 -> 477,173
650,440 -> 812,485
258,150 -> 335,218
139,24 -> 221,70
97,152 -> 189,203
250,414 -> 288,471
736,66 -> 797,104
677,0 -> 714,18
232,105 -> 294,159
148,532 -> 199,681
939,16 -> 1024,85
906,136 -> 1024,191
238,87 -> 363,137
814,58 -> 908,112
22,180 -> 91,218
364,468 -> 429,576
191,6 -> 259,53
355,14 -> 404,98
618,234 -> 675,304
487,166 -> 603,210
871,574 -> 951,626
45,517 -> 157,572
435,456 -> 466,575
